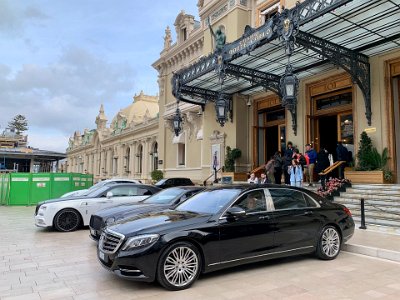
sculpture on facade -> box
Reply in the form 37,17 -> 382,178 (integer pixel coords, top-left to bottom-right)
209,23 -> 226,52
163,26 -> 172,50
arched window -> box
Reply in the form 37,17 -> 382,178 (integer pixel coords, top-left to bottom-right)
152,142 -> 158,171
125,147 -> 130,173
138,145 -> 143,174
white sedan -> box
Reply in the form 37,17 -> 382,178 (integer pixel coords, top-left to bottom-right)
34,183 -> 161,232
61,178 -> 143,198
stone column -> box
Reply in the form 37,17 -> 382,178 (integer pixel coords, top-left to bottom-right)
129,143 -> 136,178
118,145 -> 124,177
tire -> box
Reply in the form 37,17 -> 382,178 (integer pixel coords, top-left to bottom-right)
156,241 -> 202,291
316,225 -> 341,260
53,209 -> 81,232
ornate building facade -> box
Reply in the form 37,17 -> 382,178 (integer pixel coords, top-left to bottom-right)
153,0 -> 400,183
66,92 -> 159,182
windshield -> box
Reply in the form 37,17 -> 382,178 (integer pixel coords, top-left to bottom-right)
85,185 -> 110,197
143,188 -> 185,204
176,189 -> 241,214
155,179 -> 167,185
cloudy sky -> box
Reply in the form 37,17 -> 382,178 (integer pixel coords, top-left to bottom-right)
0,0 -> 198,153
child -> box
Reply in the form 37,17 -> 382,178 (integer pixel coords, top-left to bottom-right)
288,159 -> 303,187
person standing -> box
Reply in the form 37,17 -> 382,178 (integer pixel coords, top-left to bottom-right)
273,151 -> 283,184
259,173 -> 268,184
305,143 -> 317,186
283,142 -> 294,185
316,147 -> 330,186
247,172 -> 259,184
264,156 -> 275,183
336,141 -> 349,179
288,159 -> 303,187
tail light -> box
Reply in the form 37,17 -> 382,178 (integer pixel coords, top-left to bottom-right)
343,206 -> 352,217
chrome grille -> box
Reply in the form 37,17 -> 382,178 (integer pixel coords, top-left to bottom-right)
99,229 -> 125,254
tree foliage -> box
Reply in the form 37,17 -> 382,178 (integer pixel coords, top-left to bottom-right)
151,169 -> 164,182
8,114 -> 28,135
356,131 -> 388,171
224,146 -> 242,172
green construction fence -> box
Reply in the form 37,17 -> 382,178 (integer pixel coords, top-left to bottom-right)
0,173 -> 93,206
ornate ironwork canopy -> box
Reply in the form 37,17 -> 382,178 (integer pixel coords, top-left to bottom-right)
172,0 -> 400,133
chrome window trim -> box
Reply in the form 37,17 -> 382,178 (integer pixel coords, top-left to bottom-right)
267,188 -> 321,211
208,245 -> 314,266
218,188 -> 268,220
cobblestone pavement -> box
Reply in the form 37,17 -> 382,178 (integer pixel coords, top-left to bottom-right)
1,206 -> 400,300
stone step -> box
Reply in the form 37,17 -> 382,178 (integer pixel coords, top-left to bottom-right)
334,197 -> 400,207
345,188 -> 400,196
337,209 -> 400,219
352,184 -> 400,190
352,215 -> 400,227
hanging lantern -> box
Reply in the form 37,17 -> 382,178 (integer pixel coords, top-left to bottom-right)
173,108 -> 182,137
280,64 -> 299,106
215,94 -> 228,126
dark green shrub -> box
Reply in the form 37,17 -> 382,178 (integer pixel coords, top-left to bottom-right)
151,169 -> 163,182
224,146 -> 242,172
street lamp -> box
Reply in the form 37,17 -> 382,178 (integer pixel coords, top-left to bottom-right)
173,108 -> 182,137
215,94 -> 228,126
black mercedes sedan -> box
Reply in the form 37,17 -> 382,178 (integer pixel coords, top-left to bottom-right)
89,186 -> 205,240
97,185 -> 354,290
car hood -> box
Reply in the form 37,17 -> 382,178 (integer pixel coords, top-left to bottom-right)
96,203 -> 167,220
108,210 -> 212,237
38,195 -> 90,205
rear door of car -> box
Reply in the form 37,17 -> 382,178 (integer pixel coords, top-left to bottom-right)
267,188 -> 322,251
217,188 -> 275,264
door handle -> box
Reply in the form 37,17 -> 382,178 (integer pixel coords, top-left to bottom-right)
259,215 -> 271,220
303,211 -> 313,216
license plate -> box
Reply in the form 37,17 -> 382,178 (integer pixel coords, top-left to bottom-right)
99,250 -> 107,262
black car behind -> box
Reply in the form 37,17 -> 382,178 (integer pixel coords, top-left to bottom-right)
97,185 -> 354,290
89,186 -> 204,240
154,178 -> 194,189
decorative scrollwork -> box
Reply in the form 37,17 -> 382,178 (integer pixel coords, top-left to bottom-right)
277,5 -> 300,56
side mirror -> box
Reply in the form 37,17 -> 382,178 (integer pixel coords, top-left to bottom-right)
106,191 -> 113,199
226,206 -> 246,218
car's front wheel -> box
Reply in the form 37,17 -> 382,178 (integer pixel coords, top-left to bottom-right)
157,241 -> 201,290
316,225 -> 341,260
53,209 -> 81,232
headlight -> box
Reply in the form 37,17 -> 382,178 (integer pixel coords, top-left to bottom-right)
121,234 -> 159,251
39,205 -> 47,210
105,217 -> 115,225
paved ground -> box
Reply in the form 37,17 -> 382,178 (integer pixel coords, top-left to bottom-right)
1,206 -> 400,300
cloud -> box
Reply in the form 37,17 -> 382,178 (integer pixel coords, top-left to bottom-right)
0,46 -> 135,149
0,1 -> 48,36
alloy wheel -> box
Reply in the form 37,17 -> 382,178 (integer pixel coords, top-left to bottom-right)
55,209 -> 80,232
321,227 -> 340,258
163,246 -> 199,288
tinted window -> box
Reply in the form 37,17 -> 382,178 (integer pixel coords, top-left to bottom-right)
234,190 -> 266,213
137,188 -> 154,196
176,189 -> 241,214
109,186 -> 138,197
143,188 -> 185,204
155,179 -> 167,186
269,188 -> 308,210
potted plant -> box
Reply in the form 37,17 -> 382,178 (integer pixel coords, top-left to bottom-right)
344,132 -> 390,183
222,146 -> 247,182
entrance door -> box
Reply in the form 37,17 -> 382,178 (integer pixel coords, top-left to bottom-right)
309,89 -> 354,159
254,105 -> 286,168
318,115 -> 338,159
265,126 -> 278,161
393,77 -> 400,183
